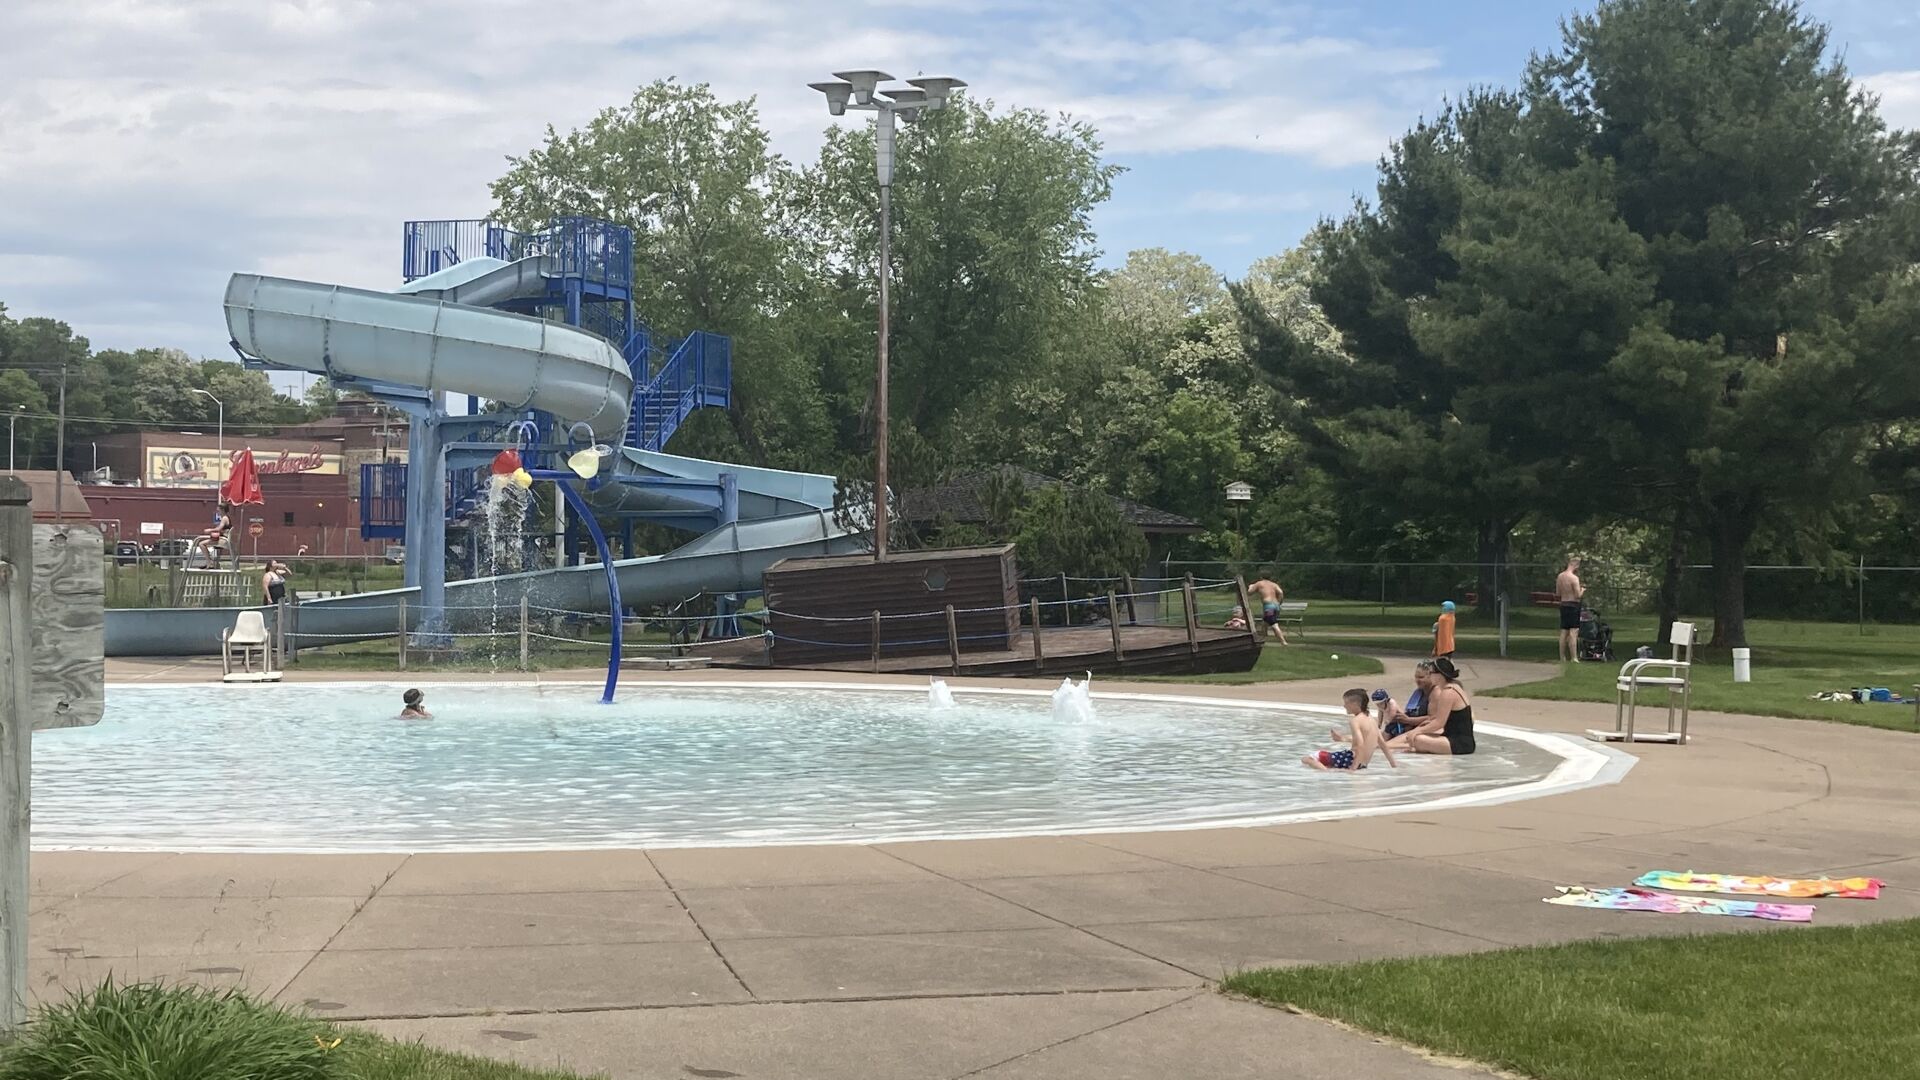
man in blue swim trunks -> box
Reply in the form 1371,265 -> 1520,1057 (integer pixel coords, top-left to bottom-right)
1248,578 -> 1289,645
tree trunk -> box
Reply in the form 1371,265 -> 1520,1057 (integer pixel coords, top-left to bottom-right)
1655,506 -> 1688,646
1706,509 -> 1755,649
1474,517 -> 1513,616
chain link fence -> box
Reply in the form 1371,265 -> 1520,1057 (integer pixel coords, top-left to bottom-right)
1156,558 -> 1920,630
102,553 -> 405,609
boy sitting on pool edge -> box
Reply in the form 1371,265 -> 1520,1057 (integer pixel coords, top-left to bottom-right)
1304,689 -> 1397,771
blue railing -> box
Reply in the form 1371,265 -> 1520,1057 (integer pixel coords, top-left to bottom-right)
360,463 -> 407,539
624,332 -> 732,453
401,220 -> 524,281
402,217 -> 633,289
542,216 -> 632,291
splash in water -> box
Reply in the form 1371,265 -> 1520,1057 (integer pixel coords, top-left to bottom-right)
1051,672 -> 1096,723
928,678 -> 956,709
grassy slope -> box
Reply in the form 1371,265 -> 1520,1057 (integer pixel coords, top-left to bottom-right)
1223,919 -> 1920,1080
1297,599 -> 1920,730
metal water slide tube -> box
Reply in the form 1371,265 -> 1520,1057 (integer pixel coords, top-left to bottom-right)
100,263 -> 865,657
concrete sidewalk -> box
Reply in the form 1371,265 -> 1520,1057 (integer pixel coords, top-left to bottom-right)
34,660 -> 1920,1078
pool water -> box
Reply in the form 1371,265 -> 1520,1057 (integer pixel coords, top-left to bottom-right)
32,683 -> 1574,851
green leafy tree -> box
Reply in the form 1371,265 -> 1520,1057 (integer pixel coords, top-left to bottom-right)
792,97 -> 1120,454
1012,483 -> 1148,585
0,367 -> 48,469
491,79 -> 831,468
1518,0 -> 1920,646
1241,91 -> 1543,605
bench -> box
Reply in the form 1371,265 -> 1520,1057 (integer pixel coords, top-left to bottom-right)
1530,591 -> 1563,608
1272,600 -> 1308,637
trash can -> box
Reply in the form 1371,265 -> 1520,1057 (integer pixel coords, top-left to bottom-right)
1732,647 -> 1752,683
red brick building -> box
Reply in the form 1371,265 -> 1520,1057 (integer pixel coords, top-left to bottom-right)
69,402 -> 412,557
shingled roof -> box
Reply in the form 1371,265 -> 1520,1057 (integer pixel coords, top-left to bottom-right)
900,467 -> 1201,534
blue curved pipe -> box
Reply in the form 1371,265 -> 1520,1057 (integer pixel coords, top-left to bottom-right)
528,469 -> 622,704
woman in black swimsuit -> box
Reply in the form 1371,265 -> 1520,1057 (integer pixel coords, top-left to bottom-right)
1405,656 -> 1475,756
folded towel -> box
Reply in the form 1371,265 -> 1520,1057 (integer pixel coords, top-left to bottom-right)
1634,871 -> 1882,900
1544,886 -> 1813,922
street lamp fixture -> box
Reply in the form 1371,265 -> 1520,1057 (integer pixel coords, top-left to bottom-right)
810,68 -> 967,560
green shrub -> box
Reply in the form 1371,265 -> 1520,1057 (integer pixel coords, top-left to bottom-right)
0,980 -> 342,1080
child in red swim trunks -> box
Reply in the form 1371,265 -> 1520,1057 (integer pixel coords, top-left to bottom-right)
1304,689 -> 1399,771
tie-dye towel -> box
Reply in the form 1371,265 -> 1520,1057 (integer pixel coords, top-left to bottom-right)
1634,871 -> 1883,900
1544,887 -> 1814,922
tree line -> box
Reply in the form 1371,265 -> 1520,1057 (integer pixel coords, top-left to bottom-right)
0,304 -> 326,473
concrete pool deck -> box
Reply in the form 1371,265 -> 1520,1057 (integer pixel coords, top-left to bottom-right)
27,655 -> 1920,1078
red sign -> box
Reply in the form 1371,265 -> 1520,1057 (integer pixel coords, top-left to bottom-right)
251,449 -> 330,476
248,521 -> 264,537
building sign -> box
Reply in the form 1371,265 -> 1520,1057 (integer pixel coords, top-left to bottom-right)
146,446 -> 343,488
139,521 -> 164,535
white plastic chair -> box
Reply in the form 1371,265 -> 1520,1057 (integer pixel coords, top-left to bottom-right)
1593,620 -> 1694,744
221,610 -> 273,677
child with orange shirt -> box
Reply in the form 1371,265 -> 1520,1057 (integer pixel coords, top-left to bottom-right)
1432,600 -> 1456,659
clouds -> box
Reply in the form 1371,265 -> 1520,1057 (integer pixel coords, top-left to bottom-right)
0,0 -> 1442,358
1862,69 -> 1920,131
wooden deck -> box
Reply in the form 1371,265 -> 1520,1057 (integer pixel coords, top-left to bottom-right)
708,623 -> 1261,678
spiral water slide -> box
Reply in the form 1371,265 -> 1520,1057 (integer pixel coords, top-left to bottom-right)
103,258 -> 862,656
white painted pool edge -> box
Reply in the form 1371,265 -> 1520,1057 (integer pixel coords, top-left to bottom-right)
57,679 -> 1636,853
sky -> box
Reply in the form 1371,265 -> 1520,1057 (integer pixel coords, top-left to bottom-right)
2,0 -> 1917,372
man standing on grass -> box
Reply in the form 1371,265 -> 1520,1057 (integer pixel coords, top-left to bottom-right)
1557,556 -> 1586,663
1248,578 -> 1288,645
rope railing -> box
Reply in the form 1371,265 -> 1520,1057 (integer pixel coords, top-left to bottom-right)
761,581 -> 1241,625
267,574 -> 1258,674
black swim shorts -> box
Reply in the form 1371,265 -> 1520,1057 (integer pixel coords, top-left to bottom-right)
1559,602 -> 1583,631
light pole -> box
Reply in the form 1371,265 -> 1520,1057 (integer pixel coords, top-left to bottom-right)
809,70 -> 966,560
190,388 -> 224,489
6,405 -> 22,474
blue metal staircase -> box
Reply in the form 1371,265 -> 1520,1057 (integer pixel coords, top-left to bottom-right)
625,331 -> 732,453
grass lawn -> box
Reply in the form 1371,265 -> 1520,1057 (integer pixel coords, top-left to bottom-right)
1145,642 -> 1382,685
289,635 -> 634,673
1291,599 -> 1920,730
1223,919 -> 1920,1080
0,980 -> 595,1080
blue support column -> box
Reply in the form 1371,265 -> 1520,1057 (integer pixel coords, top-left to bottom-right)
621,518 -> 635,560
400,405 -> 449,642
718,471 -> 739,530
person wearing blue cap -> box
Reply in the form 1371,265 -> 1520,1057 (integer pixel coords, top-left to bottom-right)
1433,599 -> 1457,659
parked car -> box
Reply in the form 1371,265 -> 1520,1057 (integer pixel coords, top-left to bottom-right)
148,538 -> 192,557
113,541 -> 143,566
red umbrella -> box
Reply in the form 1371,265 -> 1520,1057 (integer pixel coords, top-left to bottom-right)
221,447 -> 265,507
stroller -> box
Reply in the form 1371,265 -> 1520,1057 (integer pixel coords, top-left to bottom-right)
1578,607 -> 1615,662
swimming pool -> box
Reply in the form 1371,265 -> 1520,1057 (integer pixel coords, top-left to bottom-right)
31,682 -> 1616,852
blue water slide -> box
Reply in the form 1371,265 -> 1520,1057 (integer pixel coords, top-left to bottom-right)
103,259 -> 864,656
